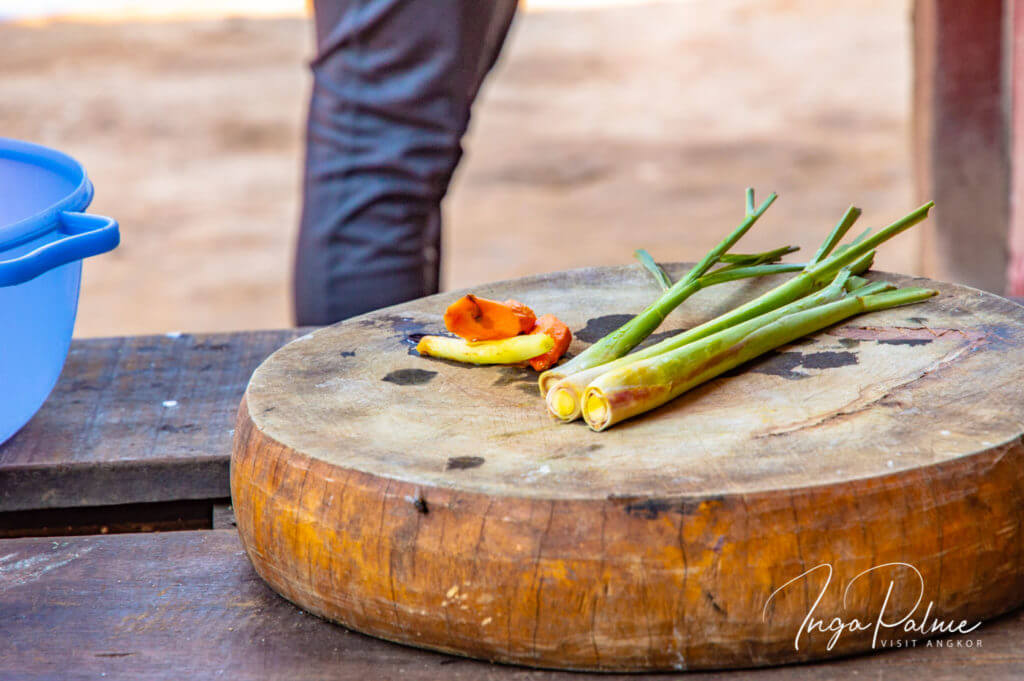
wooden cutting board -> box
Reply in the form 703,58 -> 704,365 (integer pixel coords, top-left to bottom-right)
231,264 -> 1024,672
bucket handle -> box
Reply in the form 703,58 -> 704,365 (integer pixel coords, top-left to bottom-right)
0,212 -> 120,287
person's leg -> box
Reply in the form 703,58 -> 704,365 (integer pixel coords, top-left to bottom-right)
294,0 -> 518,324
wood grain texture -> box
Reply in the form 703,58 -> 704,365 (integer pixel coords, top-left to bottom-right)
0,329 -> 307,512
2,530 -> 1023,681
913,0 -> 1010,292
233,264 -> 1024,671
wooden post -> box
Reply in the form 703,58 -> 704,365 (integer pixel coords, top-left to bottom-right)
1010,0 -> 1024,294
913,0 -> 1009,292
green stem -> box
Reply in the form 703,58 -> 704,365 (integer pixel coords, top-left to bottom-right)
810,206 -> 861,265
548,201 -> 929,405
539,192 -> 779,390
717,245 -> 800,268
544,270 -> 854,421
582,285 -> 937,431
696,262 -> 805,287
634,249 -> 673,291
680,192 -> 778,286
847,280 -> 894,296
806,202 -> 934,280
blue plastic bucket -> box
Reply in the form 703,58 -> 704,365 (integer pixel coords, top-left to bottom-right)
0,138 -> 120,445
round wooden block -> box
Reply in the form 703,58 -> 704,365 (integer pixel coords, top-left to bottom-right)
231,265 -> 1024,672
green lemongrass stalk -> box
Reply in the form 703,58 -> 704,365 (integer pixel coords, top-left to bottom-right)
696,261 -> 805,287
536,191 -> 780,394
636,250 -> 806,293
847,250 -> 875,277
810,207 -> 862,266
549,202 -> 929,401
545,269 -> 863,421
717,245 -> 800,268
846,274 -> 870,291
634,245 -> 800,291
845,279 -> 893,297
543,240 -> 875,423
546,271 -> 895,422
634,249 -> 673,291
682,192 -> 779,284
581,285 -> 938,431
542,257 -> 804,398
634,186 -> 793,291
541,202 -> 853,395
805,202 -> 933,281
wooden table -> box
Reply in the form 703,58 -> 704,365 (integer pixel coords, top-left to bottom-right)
0,329 -> 306,535
2,326 -> 1024,678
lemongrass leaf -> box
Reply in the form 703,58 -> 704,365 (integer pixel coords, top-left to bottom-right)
633,249 -> 673,291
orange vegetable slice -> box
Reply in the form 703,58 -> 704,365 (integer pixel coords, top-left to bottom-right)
503,299 -> 537,334
443,295 -> 531,341
528,314 -> 572,371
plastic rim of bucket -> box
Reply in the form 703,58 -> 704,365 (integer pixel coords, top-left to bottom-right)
0,137 -> 119,287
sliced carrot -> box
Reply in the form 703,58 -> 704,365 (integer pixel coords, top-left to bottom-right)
528,314 -> 572,371
503,299 -> 537,334
443,295 -> 524,341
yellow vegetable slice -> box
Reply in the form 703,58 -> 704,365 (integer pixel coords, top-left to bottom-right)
416,334 -> 553,365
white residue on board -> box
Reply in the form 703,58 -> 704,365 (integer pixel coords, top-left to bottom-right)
523,464 -> 551,482
0,545 -> 94,592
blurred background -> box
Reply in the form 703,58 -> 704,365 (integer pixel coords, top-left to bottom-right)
0,0 -> 914,337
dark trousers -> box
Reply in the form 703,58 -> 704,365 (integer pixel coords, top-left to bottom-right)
293,0 -> 518,324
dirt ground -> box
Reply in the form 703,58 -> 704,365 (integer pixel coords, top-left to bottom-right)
0,0 -> 914,337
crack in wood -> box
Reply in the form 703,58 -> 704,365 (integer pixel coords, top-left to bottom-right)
756,332 -> 989,438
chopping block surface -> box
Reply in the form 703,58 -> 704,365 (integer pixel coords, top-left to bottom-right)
232,264 -> 1024,671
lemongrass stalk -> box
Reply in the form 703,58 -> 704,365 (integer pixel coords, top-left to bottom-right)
806,202 -> 933,281
542,201 -> 866,395
416,334 -> 553,365
634,249 -> 673,291
582,286 -> 937,431
553,202 -> 929,423
682,192 -> 779,285
548,272 -> 898,422
635,186 -> 791,290
810,206 -> 861,266
546,202 -> 904,394
846,274 -> 869,291
635,245 -> 800,290
547,243 -> 878,420
718,245 -> 800,268
537,192 -> 779,393
847,280 -> 894,297
845,250 -> 875,279
540,259 -> 802,396
546,241 -> 874,418
697,261 -> 805,287
545,270 -> 857,421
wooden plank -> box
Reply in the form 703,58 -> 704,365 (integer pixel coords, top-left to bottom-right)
0,329 -> 308,512
0,498 -> 222,538
913,0 -> 1009,292
0,530 -> 1018,680
211,503 -> 236,530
